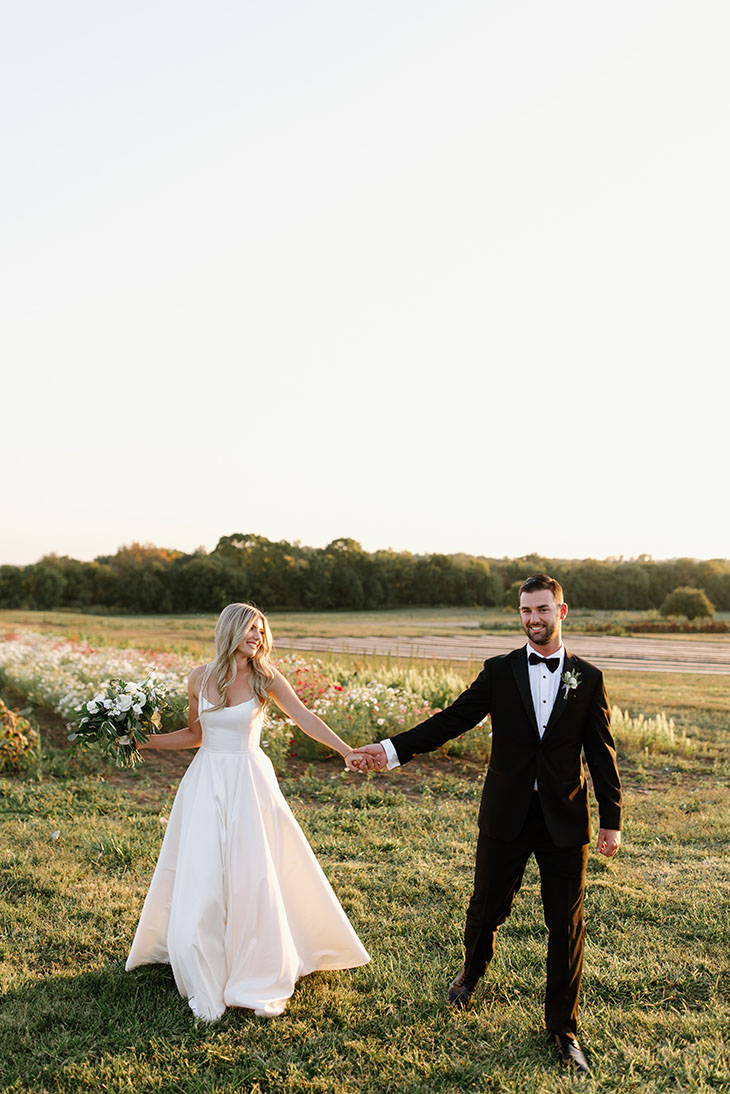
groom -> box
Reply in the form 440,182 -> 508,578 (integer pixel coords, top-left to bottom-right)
354,575 -> 621,1074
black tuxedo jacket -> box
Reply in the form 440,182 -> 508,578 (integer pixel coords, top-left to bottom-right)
390,646 -> 622,847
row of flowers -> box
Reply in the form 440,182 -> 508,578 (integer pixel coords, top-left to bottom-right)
0,631 -> 476,768
0,631 -> 188,725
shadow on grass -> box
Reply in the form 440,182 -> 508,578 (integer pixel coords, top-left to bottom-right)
0,961 -> 255,1089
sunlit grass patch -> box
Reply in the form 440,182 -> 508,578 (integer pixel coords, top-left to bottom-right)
612,707 -> 693,757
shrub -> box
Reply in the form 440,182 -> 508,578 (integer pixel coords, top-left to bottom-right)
660,586 -> 715,621
0,698 -> 40,774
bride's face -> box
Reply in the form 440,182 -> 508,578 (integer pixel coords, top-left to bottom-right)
237,617 -> 265,659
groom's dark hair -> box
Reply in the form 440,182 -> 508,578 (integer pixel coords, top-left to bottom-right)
519,574 -> 564,604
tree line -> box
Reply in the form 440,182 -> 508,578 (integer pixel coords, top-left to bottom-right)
1,534 -> 728,615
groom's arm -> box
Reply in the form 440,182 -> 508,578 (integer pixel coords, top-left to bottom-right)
357,661 -> 493,769
582,669 -> 622,834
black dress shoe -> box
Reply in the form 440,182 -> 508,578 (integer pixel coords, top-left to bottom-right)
446,967 -> 477,1009
553,1033 -> 589,1073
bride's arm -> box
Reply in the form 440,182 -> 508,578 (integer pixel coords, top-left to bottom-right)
268,670 -> 369,767
137,667 -> 203,751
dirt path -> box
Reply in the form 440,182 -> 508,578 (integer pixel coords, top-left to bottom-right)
277,632 -> 730,674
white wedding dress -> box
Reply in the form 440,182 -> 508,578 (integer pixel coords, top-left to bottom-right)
125,693 -> 370,1020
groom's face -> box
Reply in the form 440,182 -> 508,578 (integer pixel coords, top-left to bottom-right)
519,589 -> 567,648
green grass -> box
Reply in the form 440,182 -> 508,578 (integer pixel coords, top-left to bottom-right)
1,620 -> 729,1092
1,737 -> 729,1093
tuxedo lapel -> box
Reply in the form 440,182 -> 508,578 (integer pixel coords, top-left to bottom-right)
543,649 -> 575,737
510,646 -> 539,735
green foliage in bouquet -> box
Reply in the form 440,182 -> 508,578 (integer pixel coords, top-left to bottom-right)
0,697 -> 40,774
68,676 -> 169,768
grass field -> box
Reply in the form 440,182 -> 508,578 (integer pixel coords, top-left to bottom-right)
2,607 -> 729,655
1,613 -> 729,1092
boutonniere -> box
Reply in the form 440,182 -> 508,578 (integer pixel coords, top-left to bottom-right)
561,668 -> 581,700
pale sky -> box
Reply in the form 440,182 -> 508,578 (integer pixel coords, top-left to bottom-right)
2,1 -> 728,566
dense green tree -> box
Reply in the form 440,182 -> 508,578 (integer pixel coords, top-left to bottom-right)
22,563 -> 66,609
0,566 -> 24,608
89,562 -> 120,607
612,563 -> 651,610
170,556 -> 237,612
660,586 -> 715,621
324,539 -> 368,610
372,550 -> 415,606
504,579 -> 523,609
695,559 -> 730,611
38,555 -> 97,607
211,534 -> 306,609
568,561 -> 614,608
124,561 -> 173,613
363,572 -> 385,608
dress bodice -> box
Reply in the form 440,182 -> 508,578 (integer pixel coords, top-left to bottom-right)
198,693 -> 263,753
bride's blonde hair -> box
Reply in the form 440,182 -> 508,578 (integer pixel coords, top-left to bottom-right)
199,603 -> 275,712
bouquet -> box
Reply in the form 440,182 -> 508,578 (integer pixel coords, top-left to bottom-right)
67,675 -> 168,768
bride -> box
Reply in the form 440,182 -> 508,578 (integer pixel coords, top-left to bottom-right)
125,602 -> 371,1021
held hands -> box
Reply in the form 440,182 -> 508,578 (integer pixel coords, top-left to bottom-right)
344,743 -> 389,774
352,743 -> 389,772
344,750 -> 375,773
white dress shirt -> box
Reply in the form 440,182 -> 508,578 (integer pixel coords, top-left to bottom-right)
527,643 -> 565,789
527,643 -> 565,738
380,642 -> 566,772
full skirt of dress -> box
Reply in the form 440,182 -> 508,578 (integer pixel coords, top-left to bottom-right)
125,731 -> 369,1021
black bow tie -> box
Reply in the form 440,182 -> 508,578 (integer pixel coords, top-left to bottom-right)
529,652 -> 560,673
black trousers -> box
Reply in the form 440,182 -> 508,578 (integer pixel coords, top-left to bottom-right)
463,793 -> 589,1036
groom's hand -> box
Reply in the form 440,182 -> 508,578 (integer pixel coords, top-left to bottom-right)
345,750 -> 376,773
352,743 -> 388,772
597,828 -> 621,857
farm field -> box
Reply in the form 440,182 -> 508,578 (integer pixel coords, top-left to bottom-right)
1,614 -> 729,1092
3,606 -> 730,649
2,608 -> 728,681
278,632 -> 730,675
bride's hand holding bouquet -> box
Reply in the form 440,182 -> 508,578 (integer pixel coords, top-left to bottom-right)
68,676 -> 169,768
